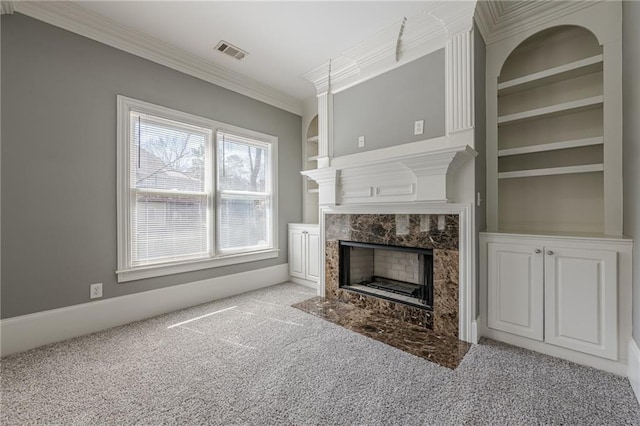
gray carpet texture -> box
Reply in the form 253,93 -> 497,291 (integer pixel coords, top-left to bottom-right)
1,282 -> 638,425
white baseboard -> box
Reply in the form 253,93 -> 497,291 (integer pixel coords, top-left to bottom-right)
629,338 -> 640,405
471,317 -> 480,344
0,264 -> 289,357
289,276 -> 318,290
481,327 -> 627,376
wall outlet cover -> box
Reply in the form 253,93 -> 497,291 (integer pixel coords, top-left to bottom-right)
358,136 -> 365,148
414,120 -> 424,135
90,283 -> 103,299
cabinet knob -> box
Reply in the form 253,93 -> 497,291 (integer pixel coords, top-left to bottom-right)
535,249 -> 541,254
546,250 -> 554,255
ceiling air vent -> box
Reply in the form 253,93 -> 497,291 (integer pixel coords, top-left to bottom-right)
214,40 -> 248,60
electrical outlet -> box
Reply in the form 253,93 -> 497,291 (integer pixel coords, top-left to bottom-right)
414,120 -> 424,135
358,136 -> 365,148
477,192 -> 482,207
90,283 -> 103,299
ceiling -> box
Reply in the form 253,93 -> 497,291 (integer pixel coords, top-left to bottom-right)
73,1 -> 436,102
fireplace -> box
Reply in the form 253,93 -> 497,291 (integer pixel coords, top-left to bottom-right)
339,241 -> 433,311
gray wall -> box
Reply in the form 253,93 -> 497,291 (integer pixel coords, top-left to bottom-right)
622,1 -> 640,343
474,24 -> 486,316
1,14 -> 302,318
333,50 -> 445,157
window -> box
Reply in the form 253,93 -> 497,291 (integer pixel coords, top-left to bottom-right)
117,96 -> 278,282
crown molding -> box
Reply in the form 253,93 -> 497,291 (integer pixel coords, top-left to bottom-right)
474,0 -> 601,46
304,1 -> 477,95
1,1 -> 14,15
12,1 -> 302,115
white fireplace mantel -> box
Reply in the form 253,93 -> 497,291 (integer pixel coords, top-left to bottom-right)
301,144 -> 477,206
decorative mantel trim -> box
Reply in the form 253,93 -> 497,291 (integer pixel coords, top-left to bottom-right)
10,1 -> 301,115
303,144 -> 477,206
300,167 -> 338,206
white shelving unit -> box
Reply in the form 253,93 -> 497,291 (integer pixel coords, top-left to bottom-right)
480,3 -> 629,373
486,23 -> 619,235
303,116 -> 319,216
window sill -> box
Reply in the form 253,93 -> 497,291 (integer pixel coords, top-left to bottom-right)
116,249 -> 279,283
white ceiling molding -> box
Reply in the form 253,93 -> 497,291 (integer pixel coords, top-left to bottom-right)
474,0 -> 601,46
12,1 -> 302,115
304,1 -> 477,95
1,1 -> 14,15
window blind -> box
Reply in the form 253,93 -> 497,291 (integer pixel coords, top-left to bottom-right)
217,131 -> 271,253
130,112 -> 211,265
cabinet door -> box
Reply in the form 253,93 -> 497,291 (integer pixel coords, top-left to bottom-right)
544,247 -> 617,360
288,229 -> 306,279
487,242 -> 544,341
305,230 -> 320,282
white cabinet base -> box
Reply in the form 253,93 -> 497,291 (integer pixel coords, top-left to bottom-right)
480,325 -> 627,376
480,232 -> 632,376
288,224 -> 319,289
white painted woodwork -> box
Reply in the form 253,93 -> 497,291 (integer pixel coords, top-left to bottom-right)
480,232 -> 632,373
487,242 -> 544,341
288,224 -> 320,285
447,29 -> 474,134
497,137 -> 603,157
544,246 -> 618,359
498,164 -> 603,180
288,228 -> 306,280
0,264 -> 289,357
303,143 -> 476,206
497,55 -> 603,95
475,1 -> 599,45
302,105 -> 319,224
485,2 -> 623,236
497,96 -> 603,126
304,2 -> 476,95
306,230 -> 320,282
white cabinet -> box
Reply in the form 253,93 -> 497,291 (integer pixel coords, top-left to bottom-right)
481,233 -> 630,367
487,242 -> 544,341
288,224 -> 319,287
544,246 -> 617,360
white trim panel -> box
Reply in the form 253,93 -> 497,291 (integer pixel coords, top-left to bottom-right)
629,338 -> 640,404
0,264 -> 289,357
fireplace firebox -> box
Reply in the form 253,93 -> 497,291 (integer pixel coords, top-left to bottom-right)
339,241 -> 434,311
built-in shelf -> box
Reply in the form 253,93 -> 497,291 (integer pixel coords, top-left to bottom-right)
498,136 -> 604,157
307,136 -> 319,143
498,95 -> 603,126
307,155 -> 320,162
498,163 -> 604,179
498,55 -> 603,95
307,188 -> 319,194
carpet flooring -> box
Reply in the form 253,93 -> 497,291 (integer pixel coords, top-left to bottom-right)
1,282 -> 638,425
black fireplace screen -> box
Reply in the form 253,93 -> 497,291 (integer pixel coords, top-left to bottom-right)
339,241 -> 433,310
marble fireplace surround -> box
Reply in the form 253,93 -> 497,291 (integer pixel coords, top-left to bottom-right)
319,203 -> 475,343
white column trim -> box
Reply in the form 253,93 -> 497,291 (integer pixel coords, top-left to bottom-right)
446,28 -> 475,135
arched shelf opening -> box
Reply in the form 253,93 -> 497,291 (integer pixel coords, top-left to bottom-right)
495,25 -> 605,234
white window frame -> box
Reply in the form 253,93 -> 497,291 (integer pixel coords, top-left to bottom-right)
116,96 -> 278,282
